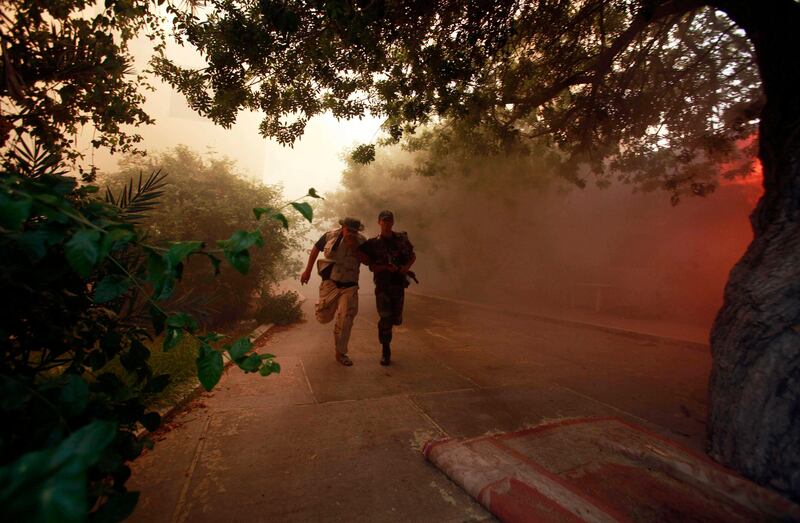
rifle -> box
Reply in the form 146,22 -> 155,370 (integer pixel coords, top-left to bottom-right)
388,253 -> 419,285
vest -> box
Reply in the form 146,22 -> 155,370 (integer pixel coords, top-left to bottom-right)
319,228 -> 365,283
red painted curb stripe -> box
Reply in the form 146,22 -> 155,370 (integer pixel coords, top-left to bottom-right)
484,438 -> 631,523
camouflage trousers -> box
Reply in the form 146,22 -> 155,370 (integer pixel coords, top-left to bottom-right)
315,280 -> 359,355
375,284 -> 405,345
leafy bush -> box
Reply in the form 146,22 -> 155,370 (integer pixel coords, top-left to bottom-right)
103,146 -> 306,327
0,145 -> 318,521
1,0 -> 317,519
254,289 -> 304,326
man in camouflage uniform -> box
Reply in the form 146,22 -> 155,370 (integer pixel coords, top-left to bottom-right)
301,217 -> 368,366
360,210 -> 416,366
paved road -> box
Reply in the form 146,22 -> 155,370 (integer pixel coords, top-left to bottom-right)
128,289 -> 711,522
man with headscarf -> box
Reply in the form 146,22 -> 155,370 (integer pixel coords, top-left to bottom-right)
360,210 -> 416,366
301,217 -> 368,366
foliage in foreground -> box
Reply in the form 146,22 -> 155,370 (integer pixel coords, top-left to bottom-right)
0,145 -> 319,521
0,0 -> 320,519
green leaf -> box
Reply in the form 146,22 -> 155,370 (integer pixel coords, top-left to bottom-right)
259,360 -> 281,376
0,420 -> 117,523
165,241 -> 203,268
58,421 -> 117,466
0,452 -> 84,522
223,248 -> 250,275
0,193 -> 33,230
100,226 -> 135,259
259,353 -> 276,360
65,229 -> 102,277
163,327 -> 183,352
253,207 -> 272,220
145,250 -> 178,300
290,201 -> 313,223
271,212 -> 289,229
218,230 -> 263,275
58,375 -> 89,418
15,229 -> 62,261
218,229 -> 264,251
197,345 -> 224,391
94,275 -> 131,303
307,187 -> 323,199
57,410 -> 106,459
166,312 -> 198,332
33,193 -> 61,206
228,337 -> 251,361
238,354 -> 261,372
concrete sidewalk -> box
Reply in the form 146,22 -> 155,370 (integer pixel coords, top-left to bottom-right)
128,289 -> 718,522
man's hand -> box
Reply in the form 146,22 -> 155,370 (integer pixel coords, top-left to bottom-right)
300,269 -> 312,285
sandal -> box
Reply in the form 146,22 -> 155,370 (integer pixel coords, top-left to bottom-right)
336,353 -> 353,366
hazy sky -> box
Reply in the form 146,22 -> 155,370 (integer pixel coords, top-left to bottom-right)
90,32 -> 383,200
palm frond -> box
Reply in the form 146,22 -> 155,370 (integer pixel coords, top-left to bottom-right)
105,169 -> 169,224
7,138 -> 68,178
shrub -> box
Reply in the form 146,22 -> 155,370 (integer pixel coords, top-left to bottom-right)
0,144 -> 315,520
103,146 -> 307,327
254,289 -> 304,326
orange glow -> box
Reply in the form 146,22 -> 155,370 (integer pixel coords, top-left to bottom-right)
720,159 -> 762,186
718,136 -> 763,205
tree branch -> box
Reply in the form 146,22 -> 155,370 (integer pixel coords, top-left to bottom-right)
502,0 -> 705,125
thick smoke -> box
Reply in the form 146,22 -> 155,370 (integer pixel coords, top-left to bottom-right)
320,145 -> 759,329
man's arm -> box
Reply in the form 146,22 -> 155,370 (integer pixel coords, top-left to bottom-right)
300,245 -> 320,285
356,238 -> 374,267
355,250 -> 370,265
350,237 -> 370,265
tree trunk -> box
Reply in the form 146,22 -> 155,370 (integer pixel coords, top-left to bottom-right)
708,0 -> 800,502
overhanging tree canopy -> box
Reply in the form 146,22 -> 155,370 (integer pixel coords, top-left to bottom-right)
0,0 -> 160,172
157,0 -> 800,500
155,1 -> 760,197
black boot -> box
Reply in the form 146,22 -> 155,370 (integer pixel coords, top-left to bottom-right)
380,343 -> 391,366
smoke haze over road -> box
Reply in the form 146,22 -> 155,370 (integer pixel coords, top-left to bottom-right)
320,145 -> 760,329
